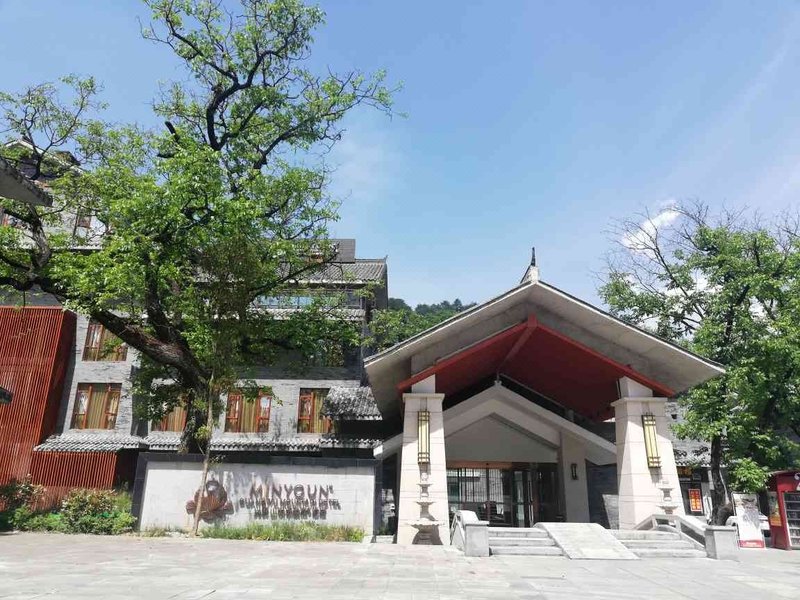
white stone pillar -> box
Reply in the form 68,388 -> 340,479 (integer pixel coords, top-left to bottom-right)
613,378 -> 684,529
396,377 -> 449,545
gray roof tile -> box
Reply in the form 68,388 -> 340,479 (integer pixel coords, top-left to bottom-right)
322,386 -> 382,420
34,433 -> 144,452
142,432 -> 379,452
304,260 -> 386,283
665,400 -> 710,466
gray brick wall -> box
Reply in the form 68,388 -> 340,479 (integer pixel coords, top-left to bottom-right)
58,315 -> 138,435
586,462 -> 618,529
57,316 -> 361,442
217,377 -> 360,439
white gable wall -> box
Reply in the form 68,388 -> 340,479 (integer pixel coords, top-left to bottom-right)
445,416 -> 558,463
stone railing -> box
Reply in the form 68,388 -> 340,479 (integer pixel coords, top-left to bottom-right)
635,513 -> 739,560
450,510 -> 489,556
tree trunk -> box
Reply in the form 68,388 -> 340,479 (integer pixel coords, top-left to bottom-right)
709,434 -> 729,525
190,395 -> 215,537
179,402 -> 207,455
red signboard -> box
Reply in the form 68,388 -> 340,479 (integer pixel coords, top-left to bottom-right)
688,488 -> 703,513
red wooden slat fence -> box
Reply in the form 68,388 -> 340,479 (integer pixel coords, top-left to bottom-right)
0,307 -> 75,484
30,451 -> 119,507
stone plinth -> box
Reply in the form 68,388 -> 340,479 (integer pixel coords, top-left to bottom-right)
705,526 -> 739,560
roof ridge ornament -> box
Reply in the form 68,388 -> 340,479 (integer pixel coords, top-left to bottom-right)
521,246 -> 540,283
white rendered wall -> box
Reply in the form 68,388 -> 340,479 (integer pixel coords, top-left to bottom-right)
138,460 -> 375,533
445,416 -> 558,463
560,433 -> 591,522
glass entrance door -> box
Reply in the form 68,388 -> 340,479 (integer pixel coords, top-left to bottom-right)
447,463 -> 559,526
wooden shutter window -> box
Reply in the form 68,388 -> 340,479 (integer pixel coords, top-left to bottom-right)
297,388 -> 332,434
83,321 -> 128,362
71,383 -> 121,430
154,402 -> 187,432
256,393 -> 271,433
225,393 -> 243,432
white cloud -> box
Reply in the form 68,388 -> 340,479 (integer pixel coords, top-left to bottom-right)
621,206 -> 681,252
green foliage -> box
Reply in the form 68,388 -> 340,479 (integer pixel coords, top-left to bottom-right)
0,0 -> 394,453
728,457 -> 770,493
15,510 -> 67,533
601,203 -> 800,504
59,489 -> 136,535
201,521 -> 363,541
0,489 -> 135,534
0,476 -> 44,511
369,298 -> 475,351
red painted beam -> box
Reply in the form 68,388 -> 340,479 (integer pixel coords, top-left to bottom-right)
499,314 -> 538,369
396,321 -> 528,393
533,322 -> 675,397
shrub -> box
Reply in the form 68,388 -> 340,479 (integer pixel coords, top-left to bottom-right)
0,477 -> 45,532
60,489 -> 136,535
16,511 -> 67,533
0,476 -> 44,511
201,521 -> 364,542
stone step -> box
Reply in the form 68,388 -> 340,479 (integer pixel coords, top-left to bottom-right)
611,530 -> 681,540
490,545 -> 563,556
631,548 -> 706,558
488,537 -> 556,547
621,539 -> 694,550
489,527 -> 549,538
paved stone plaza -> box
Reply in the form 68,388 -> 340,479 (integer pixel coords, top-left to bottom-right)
1,533 -> 799,599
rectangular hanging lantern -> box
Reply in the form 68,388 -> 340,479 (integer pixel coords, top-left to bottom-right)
417,410 -> 430,464
642,413 -> 661,468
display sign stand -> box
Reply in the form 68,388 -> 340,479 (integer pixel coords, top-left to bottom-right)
732,492 -> 765,549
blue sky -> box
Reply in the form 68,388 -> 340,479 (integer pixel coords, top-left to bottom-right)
2,1 -> 800,306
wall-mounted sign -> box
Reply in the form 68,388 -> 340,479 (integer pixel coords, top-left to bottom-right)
185,480 -> 234,521
688,488 -> 703,513
238,482 -> 342,521
138,459 -> 375,533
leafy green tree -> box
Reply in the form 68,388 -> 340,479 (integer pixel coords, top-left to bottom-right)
601,202 -> 800,523
369,298 -> 475,351
0,0 -> 393,532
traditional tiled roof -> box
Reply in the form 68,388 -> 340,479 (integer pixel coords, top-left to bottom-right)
142,432 -> 379,452
265,307 -> 365,321
319,436 -> 380,449
673,438 -> 711,467
665,400 -> 710,466
322,386 -> 382,421
213,436 -> 321,452
142,432 -> 183,451
34,433 -> 144,453
302,260 -> 386,284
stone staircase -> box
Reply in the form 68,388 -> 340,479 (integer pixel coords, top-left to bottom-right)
488,527 -> 563,556
611,529 -> 706,558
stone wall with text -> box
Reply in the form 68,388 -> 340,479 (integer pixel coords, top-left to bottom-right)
137,459 -> 375,533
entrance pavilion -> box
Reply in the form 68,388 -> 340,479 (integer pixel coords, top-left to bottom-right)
365,266 -> 723,545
